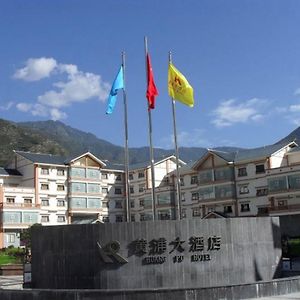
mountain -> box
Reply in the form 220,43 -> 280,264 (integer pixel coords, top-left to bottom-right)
276,127 -> 300,145
0,118 -> 242,167
18,120 -> 210,164
0,119 -> 67,166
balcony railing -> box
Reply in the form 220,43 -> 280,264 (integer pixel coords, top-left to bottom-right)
3,187 -> 35,194
268,203 -> 300,213
0,203 -> 40,209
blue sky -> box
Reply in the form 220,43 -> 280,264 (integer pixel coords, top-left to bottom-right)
1,0 -> 300,150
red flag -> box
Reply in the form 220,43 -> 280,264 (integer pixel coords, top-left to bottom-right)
146,54 -> 159,109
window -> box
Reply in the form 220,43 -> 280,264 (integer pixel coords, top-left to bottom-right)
115,201 -> 123,209
116,215 -> 123,222
131,215 -> 135,222
24,198 -> 32,205
102,187 -> 108,194
130,186 -> 134,194
130,201 -> 135,208
256,164 -> 265,174
102,173 -> 108,179
41,183 -> 49,190
192,192 -> 199,201
256,188 -> 268,197
181,208 -> 187,219
224,205 -> 233,213
158,211 -> 171,220
57,199 -> 65,207
192,207 -> 201,217
180,177 -> 184,186
41,168 -> 49,175
138,172 -> 145,178
181,193 -> 185,202
7,234 -> 15,243
239,185 -> 249,194
41,199 -> 49,206
6,197 -> 15,204
102,216 -> 109,223
278,200 -> 288,207
238,167 -> 247,177
129,173 -> 133,180
241,203 -> 250,212
257,207 -> 268,215
41,215 -> 49,223
191,175 -> 198,185
57,169 -> 65,176
102,201 -> 109,208
57,215 -> 65,223
115,188 -> 122,194
139,199 -> 144,207
57,184 -> 65,191
115,174 -> 122,181
139,184 -> 145,193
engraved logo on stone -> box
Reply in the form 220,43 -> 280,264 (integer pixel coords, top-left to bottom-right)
97,241 -> 128,264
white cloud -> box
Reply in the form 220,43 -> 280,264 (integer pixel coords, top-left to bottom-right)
49,108 -> 67,121
16,102 -> 31,112
159,129 -> 212,148
0,101 -> 14,110
211,98 -> 267,128
38,66 -> 110,108
290,104 -> 300,113
13,57 -> 111,120
16,102 -> 66,121
13,57 -> 57,81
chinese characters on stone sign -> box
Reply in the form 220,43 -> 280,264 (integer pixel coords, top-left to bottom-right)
97,236 -> 221,265
134,236 -> 221,265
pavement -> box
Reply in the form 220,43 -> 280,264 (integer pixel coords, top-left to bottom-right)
0,275 -> 300,298
245,293 -> 300,299
0,275 -> 23,289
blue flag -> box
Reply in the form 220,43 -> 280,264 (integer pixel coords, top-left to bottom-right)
106,66 -> 124,114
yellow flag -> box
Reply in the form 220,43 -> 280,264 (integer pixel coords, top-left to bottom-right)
168,63 -> 194,107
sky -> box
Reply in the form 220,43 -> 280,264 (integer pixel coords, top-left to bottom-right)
1,0 -> 300,150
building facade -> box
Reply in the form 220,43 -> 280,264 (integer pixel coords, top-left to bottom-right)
1,141 -> 300,248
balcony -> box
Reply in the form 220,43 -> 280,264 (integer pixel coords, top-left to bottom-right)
3,187 -> 35,194
268,203 -> 300,214
0,203 -> 40,209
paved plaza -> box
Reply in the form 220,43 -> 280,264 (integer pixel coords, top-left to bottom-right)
0,275 -> 23,290
0,275 -> 300,299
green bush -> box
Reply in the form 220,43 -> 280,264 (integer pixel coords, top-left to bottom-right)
0,247 -> 24,265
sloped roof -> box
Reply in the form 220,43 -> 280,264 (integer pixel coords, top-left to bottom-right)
0,167 -> 22,176
234,142 -> 295,163
14,151 -> 66,165
286,146 -> 300,154
129,155 -> 185,171
209,149 -> 236,162
103,162 -> 125,171
202,211 -> 227,219
64,151 -> 106,167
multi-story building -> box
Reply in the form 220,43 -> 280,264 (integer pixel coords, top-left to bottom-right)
1,141 -> 300,248
128,156 -> 185,222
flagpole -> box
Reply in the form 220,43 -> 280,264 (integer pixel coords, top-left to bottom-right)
144,36 -> 157,221
168,51 -> 182,220
122,51 -> 131,222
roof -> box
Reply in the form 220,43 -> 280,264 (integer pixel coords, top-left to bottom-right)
209,149 -> 236,162
15,151 -> 107,167
129,155 -> 185,171
15,151 -> 66,165
0,167 -> 22,176
103,162 -> 125,171
234,142 -> 295,163
202,211 -> 227,219
286,146 -> 300,154
64,152 -> 106,167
